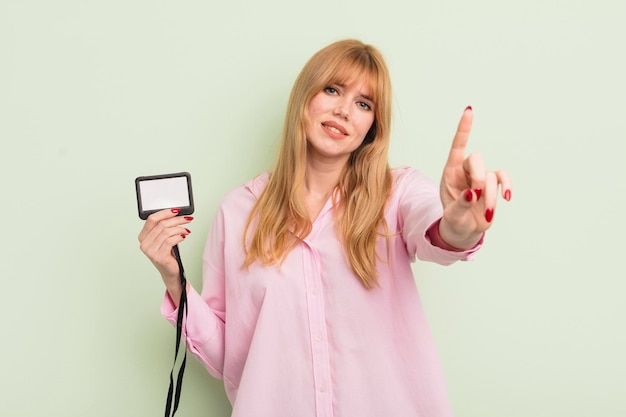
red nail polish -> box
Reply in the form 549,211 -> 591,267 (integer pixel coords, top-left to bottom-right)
504,189 -> 511,201
180,234 -> 187,239
184,216 -> 194,221
171,208 -> 181,214
464,189 -> 473,202
485,208 -> 494,222
474,188 -> 482,200
465,105 -> 472,111
184,228 -> 191,234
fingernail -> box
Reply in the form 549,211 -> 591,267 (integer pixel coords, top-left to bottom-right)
465,105 -> 472,111
474,188 -> 482,200
504,189 -> 511,201
485,208 -> 494,222
180,234 -> 187,239
184,228 -> 191,234
184,216 -> 194,221
464,189 -> 473,202
171,208 -> 181,214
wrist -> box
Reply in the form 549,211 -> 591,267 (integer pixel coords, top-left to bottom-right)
428,218 -> 483,251
161,272 -> 186,307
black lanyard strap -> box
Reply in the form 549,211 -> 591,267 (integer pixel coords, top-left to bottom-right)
165,244 -> 188,417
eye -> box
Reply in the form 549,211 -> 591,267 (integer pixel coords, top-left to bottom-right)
324,86 -> 338,95
357,101 -> 372,111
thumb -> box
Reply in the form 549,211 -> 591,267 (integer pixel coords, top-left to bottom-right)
441,188 -> 484,240
443,188 -> 476,227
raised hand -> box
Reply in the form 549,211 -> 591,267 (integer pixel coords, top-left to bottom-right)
438,106 -> 511,249
138,208 -> 193,303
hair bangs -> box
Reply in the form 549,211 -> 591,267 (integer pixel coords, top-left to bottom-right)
326,54 -> 381,108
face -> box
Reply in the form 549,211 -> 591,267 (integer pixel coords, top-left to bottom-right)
304,77 -> 375,167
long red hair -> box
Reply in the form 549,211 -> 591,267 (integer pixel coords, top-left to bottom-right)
243,39 -> 393,289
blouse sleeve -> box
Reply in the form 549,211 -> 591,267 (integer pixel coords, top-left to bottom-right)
160,205 -> 227,379
394,167 -> 482,265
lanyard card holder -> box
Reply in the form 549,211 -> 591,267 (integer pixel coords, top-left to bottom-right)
135,172 -> 193,416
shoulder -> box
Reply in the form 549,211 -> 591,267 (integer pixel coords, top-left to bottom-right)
244,171 -> 271,198
218,172 -> 270,213
390,166 -> 436,193
386,166 -> 439,214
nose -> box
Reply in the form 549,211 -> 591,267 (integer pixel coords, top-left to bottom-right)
333,98 -> 349,120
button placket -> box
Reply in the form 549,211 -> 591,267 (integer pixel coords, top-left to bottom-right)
302,242 -> 333,417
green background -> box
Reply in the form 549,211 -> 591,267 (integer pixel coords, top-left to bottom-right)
2,0 -> 625,415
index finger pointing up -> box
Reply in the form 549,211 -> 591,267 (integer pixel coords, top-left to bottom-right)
446,106 -> 473,166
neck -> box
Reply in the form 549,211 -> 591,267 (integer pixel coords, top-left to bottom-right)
304,157 -> 346,199
303,156 -> 348,220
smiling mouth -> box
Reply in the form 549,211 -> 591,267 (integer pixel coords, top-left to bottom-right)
322,123 -> 347,135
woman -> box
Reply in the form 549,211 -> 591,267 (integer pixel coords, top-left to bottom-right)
139,39 -> 511,416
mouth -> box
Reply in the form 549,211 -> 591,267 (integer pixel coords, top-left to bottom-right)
322,121 -> 348,136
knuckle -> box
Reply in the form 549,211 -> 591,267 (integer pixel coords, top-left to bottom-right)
467,152 -> 481,162
145,216 -> 158,228
139,241 -> 150,255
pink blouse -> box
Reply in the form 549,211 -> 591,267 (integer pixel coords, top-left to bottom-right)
162,167 -> 480,417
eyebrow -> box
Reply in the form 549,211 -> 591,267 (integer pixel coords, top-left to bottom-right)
334,82 -> 374,102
